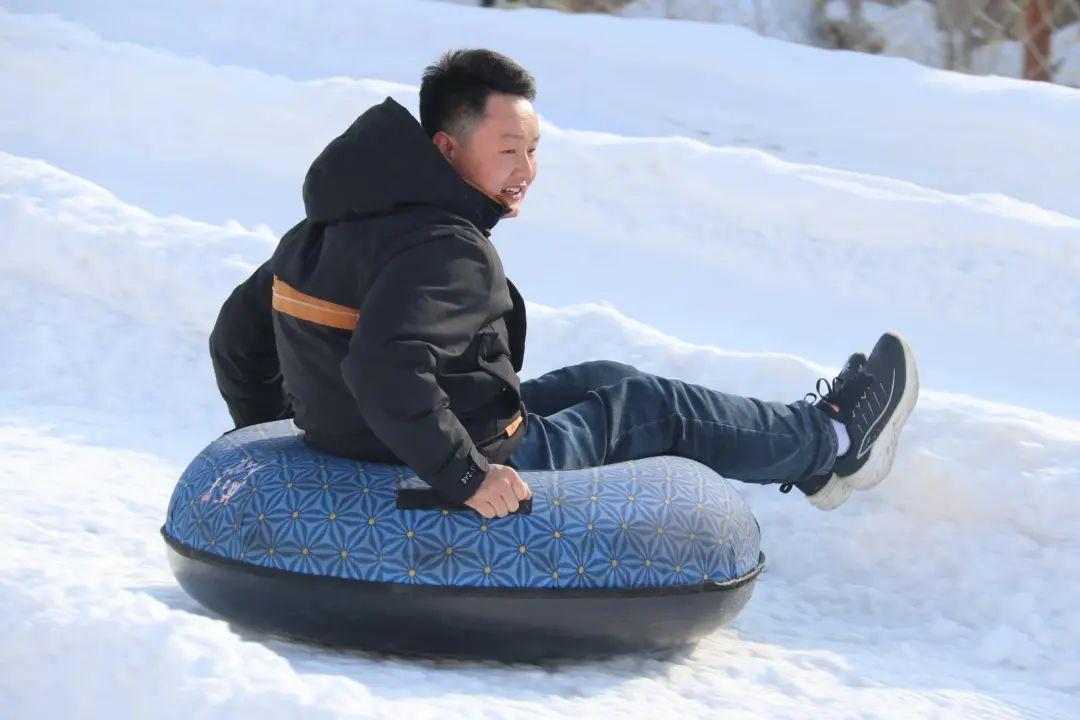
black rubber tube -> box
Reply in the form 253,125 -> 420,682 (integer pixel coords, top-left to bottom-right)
164,532 -> 764,662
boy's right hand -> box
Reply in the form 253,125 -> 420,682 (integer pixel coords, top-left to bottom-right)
464,464 -> 532,519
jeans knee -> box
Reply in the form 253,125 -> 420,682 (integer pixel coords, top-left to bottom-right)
615,373 -> 665,404
584,359 -> 641,377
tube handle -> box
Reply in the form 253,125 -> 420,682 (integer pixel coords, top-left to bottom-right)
395,488 -> 532,515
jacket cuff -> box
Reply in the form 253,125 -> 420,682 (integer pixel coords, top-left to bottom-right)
429,445 -> 490,505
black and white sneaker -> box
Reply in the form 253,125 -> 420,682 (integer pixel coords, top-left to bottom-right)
781,351 -> 867,510
810,331 -> 920,491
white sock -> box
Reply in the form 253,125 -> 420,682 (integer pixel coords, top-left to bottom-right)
831,418 -> 851,456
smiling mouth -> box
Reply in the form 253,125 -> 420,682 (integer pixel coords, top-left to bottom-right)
500,186 -> 524,202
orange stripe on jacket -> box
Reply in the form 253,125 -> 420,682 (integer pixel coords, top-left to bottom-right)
272,274 -> 523,439
272,275 -> 359,331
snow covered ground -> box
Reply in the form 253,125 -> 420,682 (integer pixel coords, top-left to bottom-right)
1,1 -> 1078,717
444,0 -> 1080,88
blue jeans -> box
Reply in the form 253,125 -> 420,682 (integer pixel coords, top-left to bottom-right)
505,360 -> 838,486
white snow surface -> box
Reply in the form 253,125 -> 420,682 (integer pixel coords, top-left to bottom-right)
1,2 -> 1078,718
447,0 -> 1080,88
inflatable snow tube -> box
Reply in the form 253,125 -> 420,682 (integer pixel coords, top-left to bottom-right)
162,420 -> 764,661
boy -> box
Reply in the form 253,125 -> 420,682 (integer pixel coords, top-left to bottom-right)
211,49 -> 919,519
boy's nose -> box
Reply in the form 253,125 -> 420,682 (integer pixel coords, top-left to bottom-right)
518,155 -> 536,178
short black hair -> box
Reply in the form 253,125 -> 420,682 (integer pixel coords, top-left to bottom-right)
419,49 -> 537,141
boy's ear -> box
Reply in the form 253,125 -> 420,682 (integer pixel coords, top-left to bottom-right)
432,131 -> 455,162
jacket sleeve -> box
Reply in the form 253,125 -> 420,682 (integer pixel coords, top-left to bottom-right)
341,232 -> 492,504
209,260 -> 294,429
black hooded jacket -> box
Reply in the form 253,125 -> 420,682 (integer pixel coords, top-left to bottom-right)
209,96 -> 528,504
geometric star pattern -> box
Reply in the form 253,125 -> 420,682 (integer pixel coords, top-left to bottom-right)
163,420 -> 761,589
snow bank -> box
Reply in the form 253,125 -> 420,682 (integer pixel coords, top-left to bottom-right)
5,2 -> 1080,219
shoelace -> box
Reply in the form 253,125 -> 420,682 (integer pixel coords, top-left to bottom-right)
806,369 -> 875,422
778,366 -> 875,495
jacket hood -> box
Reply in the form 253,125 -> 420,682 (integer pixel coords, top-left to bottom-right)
302,96 -> 511,233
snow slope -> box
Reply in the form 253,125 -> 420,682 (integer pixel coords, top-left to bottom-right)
2,2 -> 1079,718
448,0 -> 1080,88
751,0 -> 1080,88
6,0 -> 1080,220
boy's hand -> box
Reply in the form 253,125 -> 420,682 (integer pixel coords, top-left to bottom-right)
464,464 -> 532,519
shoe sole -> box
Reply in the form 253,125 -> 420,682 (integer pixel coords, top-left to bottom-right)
807,474 -> 853,511
845,332 -> 920,491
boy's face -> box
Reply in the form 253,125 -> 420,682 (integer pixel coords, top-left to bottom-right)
433,93 -> 540,219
